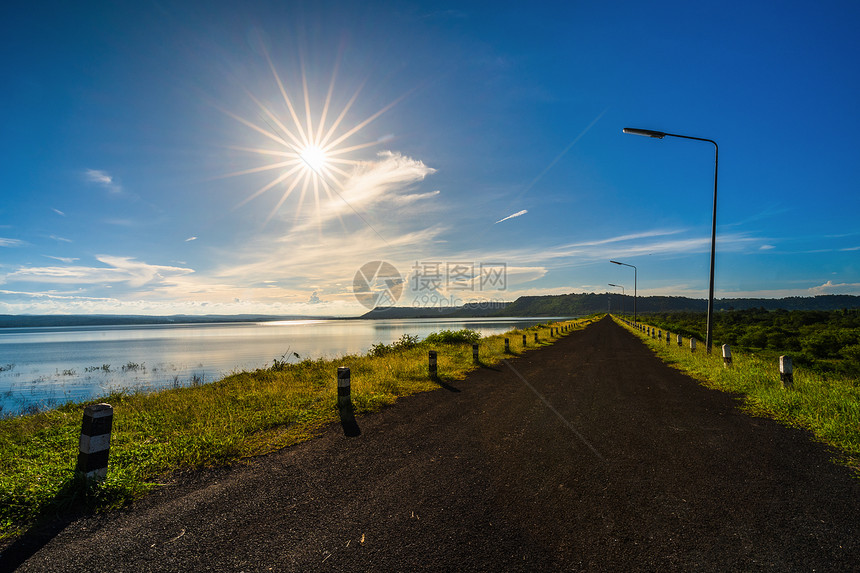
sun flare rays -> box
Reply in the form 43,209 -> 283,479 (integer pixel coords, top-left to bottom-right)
219,50 -> 402,231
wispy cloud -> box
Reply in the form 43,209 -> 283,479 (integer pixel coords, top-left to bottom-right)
495,210 -> 527,224
0,238 -> 25,247
810,280 -> 860,295
44,255 -> 79,264
304,151 -> 436,229
52,208 -> 66,217
50,235 -> 72,243
4,255 -> 194,289
185,236 -> 198,242
84,169 -> 122,193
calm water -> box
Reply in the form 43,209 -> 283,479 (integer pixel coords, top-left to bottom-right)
0,317 -> 552,415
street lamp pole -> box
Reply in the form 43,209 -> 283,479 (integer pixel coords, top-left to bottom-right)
609,261 -> 636,323
608,283 -> 625,315
623,127 -> 719,353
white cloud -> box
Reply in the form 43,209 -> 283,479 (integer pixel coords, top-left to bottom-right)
52,208 -> 66,217
297,150 -> 437,231
4,256 -> 194,289
84,169 -> 122,193
185,236 -> 198,242
809,280 -> 860,295
494,210 -> 527,224
44,255 -> 80,264
760,244 -> 775,250
0,238 -> 24,247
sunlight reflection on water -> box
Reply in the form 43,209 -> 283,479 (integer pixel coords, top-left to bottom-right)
0,317 -> 555,415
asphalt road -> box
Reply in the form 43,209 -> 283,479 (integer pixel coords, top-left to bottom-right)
5,317 -> 860,571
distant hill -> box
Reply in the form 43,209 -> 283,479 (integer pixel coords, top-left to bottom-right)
497,293 -> 860,316
358,302 -> 510,319
2,295 -> 857,328
360,293 -> 860,319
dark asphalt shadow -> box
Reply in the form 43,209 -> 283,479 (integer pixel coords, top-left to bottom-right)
475,361 -> 502,372
337,400 -> 362,437
430,376 -> 461,393
0,475 -> 92,573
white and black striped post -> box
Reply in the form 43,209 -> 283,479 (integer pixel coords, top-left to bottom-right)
722,344 -> 732,367
780,356 -> 793,388
429,350 -> 437,379
677,334 -> 682,347
76,403 -> 113,480
337,366 -> 353,417
504,338 -> 510,353
690,338 -> 697,353
472,343 -> 479,364
337,366 -> 360,436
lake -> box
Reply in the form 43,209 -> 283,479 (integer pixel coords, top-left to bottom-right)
0,317 -> 554,415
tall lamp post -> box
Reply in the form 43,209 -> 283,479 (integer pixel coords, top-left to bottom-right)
623,127 -> 719,353
609,260 -> 636,323
608,283 -> 625,315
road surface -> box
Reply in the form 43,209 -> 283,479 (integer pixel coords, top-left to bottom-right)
5,317 -> 859,571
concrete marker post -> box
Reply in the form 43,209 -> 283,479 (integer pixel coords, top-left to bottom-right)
722,344 -> 732,367
780,356 -> 793,388
337,367 -> 360,436
77,403 -> 113,480
337,366 -> 353,417
429,350 -> 437,379
690,338 -> 696,353
677,334 -> 682,347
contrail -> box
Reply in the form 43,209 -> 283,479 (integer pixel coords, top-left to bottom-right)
516,107 -> 608,201
494,209 -> 528,224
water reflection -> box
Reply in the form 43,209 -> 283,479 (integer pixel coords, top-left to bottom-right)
0,317 -> 554,415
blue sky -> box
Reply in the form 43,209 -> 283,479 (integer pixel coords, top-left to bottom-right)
2,1 -> 859,316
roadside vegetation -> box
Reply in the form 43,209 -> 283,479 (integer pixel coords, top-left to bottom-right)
614,315 -> 860,474
643,308 -> 860,377
0,319 -> 590,541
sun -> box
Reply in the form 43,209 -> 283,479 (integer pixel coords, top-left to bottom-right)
218,49 -> 403,226
299,144 -> 327,173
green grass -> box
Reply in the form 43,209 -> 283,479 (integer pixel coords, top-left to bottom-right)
0,318 -> 593,540
615,316 -> 860,473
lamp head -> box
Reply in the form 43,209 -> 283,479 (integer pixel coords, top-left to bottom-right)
623,127 -> 666,139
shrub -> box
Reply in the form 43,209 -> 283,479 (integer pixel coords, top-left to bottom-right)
369,334 -> 421,357
423,329 -> 481,345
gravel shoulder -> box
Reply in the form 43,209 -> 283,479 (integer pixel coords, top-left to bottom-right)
5,316 -> 860,572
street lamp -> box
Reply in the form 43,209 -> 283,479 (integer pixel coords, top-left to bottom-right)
609,260 -> 636,323
608,283 -> 625,315
623,127 -> 719,353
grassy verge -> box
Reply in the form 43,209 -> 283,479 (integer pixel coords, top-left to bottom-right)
0,318 -> 592,540
614,316 -> 860,473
